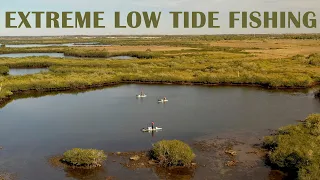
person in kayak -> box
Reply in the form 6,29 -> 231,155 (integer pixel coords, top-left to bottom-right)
164,97 -> 167,100
152,121 -> 154,129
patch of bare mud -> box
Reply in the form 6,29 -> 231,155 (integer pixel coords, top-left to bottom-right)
48,151 -> 196,180
0,172 -> 16,180
191,130 -> 286,180
46,130 -> 286,180
109,151 -> 196,180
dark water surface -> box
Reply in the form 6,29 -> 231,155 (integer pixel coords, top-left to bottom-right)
0,85 -> 319,180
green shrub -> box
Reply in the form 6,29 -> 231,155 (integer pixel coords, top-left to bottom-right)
307,53 -> 320,66
0,66 -> 9,75
61,148 -> 107,168
292,54 -> 305,61
151,140 -> 195,167
298,164 -> 320,180
263,114 -> 320,179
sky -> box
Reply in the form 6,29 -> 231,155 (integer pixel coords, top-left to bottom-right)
0,0 -> 319,36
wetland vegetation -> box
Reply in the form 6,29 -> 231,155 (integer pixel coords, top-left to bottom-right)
61,148 -> 107,168
263,114 -> 320,180
58,140 -> 194,170
0,34 -> 319,179
0,66 -> 9,75
0,35 -> 319,104
151,140 -> 195,167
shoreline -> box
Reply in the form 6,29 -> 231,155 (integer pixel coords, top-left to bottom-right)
0,80 -> 318,106
46,133 -> 275,180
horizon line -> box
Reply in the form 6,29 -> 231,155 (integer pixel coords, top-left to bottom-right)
1,33 -> 320,38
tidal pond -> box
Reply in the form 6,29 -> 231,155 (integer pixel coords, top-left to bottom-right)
0,53 -> 65,58
0,85 -> 319,180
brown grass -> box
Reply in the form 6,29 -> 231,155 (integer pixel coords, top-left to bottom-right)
210,39 -> 320,59
76,45 -> 196,52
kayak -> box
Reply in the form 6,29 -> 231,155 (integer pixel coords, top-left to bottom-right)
136,94 -> 147,98
158,99 -> 168,103
141,127 -> 162,132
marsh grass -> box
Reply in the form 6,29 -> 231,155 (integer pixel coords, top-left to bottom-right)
64,48 -> 162,59
307,53 -> 320,66
2,34 -> 320,46
292,54 -> 305,61
150,140 -> 195,167
0,66 -> 9,75
0,52 -> 318,101
0,35 -> 319,102
0,46 -> 168,59
61,148 -> 107,168
263,114 -> 320,180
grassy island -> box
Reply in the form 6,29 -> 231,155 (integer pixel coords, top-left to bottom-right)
263,114 -> 320,180
151,140 -> 195,167
61,148 -> 107,168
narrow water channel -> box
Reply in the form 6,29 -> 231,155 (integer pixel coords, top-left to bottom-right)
0,53 -> 135,59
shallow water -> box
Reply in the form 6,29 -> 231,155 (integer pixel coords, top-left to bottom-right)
0,53 -> 65,58
9,68 -> 49,76
2,43 -> 110,48
0,85 -> 319,180
0,53 -> 135,59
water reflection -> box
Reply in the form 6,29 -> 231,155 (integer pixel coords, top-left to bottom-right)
152,166 -> 195,180
268,170 -> 287,180
64,167 -> 107,180
141,129 -> 162,138
48,155 -> 108,180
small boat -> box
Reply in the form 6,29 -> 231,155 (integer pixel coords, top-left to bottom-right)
141,127 -> 163,132
136,94 -> 147,98
158,99 -> 168,103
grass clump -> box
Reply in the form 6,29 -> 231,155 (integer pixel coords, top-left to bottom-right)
151,140 -> 195,167
61,148 -> 107,168
64,48 -> 110,58
307,53 -> 320,66
0,66 -> 9,75
292,54 -> 305,61
263,114 -> 320,180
